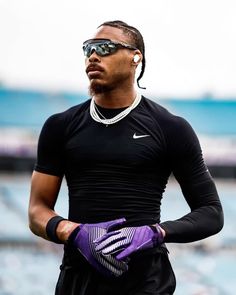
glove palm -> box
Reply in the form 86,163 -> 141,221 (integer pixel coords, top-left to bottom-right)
69,218 -> 128,277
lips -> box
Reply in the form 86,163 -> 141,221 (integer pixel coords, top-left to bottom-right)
86,64 -> 104,75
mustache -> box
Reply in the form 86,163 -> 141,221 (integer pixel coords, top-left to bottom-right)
86,63 -> 104,74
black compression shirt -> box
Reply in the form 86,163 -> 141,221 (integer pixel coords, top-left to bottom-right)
35,96 -> 223,243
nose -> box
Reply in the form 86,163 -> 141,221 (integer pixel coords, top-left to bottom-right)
88,50 -> 101,62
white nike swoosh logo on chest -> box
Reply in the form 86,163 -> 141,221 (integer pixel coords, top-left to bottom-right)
133,133 -> 151,139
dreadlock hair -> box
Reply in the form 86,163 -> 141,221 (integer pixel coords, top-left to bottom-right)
98,20 -> 146,89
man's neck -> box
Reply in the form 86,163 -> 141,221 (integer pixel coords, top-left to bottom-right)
93,88 -> 137,109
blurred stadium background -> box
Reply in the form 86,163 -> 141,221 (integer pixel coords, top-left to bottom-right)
0,86 -> 235,294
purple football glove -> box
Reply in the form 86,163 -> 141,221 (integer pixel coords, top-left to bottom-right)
95,224 -> 164,261
69,218 -> 128,277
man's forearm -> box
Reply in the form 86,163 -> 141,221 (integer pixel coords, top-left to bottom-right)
29,206 -> 57,240
160,203 -> 223,243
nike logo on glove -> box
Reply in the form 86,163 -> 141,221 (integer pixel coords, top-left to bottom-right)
133,133 -> 150,139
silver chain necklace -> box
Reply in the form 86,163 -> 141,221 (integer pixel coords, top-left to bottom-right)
90,93 -> 141,126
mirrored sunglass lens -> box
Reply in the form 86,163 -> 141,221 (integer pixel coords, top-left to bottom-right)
99,43 -> 117,55
99,44 -> 110,54
84,42 -> 117,57
107,43 -> 117,52
84,48 -> 90,57
83,44 -> 91,56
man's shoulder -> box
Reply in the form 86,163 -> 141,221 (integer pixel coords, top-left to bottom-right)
141,96 -> 192,131
47,98 -> 90,121
60,98 -> 90,117
141,96 -> 181,121
41,99 -> 90,132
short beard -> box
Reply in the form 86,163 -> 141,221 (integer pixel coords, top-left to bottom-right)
89,81 -> 113,96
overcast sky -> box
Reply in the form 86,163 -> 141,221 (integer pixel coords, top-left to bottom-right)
0,0 -> 236,98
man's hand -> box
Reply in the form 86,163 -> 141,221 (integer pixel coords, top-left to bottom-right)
68,218 -> 128,277
95,224 -> 164,260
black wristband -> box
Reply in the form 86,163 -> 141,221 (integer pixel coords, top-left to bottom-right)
46,216 -> 66,244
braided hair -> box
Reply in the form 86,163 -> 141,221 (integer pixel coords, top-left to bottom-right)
98,20 -> 146,89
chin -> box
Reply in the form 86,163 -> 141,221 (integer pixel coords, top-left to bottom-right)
89,82 -> 112,96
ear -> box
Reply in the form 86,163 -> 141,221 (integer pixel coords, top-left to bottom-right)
133,54 -> 140,63
132,51 -> 142,65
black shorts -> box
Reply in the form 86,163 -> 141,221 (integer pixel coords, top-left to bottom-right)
55,246 -> 176,295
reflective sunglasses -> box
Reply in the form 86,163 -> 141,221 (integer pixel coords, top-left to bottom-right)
82,38 -> 138,58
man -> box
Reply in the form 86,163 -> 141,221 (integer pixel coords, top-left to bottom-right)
28,20 -> 224,294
